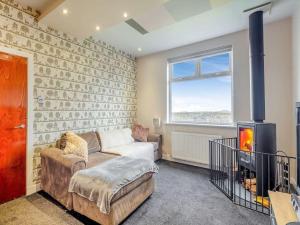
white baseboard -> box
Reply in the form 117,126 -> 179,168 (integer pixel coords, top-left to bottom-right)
162,153 -> 209,169
162,153 -> 172,161
26,183 -> 41,195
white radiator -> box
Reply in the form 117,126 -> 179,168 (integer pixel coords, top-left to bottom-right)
171,131 -> 222,165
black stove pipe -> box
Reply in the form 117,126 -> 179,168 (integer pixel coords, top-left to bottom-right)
249,11 -> 265,122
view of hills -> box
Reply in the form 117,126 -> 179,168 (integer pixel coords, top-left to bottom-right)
172,111 -> 232,125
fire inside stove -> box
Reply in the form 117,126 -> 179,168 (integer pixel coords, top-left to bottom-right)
239,127 -> 254,152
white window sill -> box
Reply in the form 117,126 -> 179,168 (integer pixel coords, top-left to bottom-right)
165,122 -> 236,129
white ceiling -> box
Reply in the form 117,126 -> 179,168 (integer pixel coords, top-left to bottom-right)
40,0 -> 167,39
94,0 -> 297,57
20,0 -> 297,57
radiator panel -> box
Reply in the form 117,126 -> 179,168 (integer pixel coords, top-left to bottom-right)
171,131 -> 222,165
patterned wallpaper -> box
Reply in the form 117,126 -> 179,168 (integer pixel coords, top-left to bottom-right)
0,0 -> 137,183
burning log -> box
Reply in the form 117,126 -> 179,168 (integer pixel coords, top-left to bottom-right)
243,178 -> 256,193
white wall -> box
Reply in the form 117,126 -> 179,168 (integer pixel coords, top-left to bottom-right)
293,2 -> 300,105
137,18 -> 293,161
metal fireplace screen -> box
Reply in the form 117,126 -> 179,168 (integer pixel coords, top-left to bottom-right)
209,138 -> 295,215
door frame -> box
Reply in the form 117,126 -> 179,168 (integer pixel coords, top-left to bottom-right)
0,46 -> 35,195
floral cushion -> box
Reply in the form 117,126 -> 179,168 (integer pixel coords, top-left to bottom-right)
61,131 -> 88,162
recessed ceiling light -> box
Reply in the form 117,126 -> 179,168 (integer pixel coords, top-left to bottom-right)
96,26 -> 100,31
62,8 -> 68,15
137,47 -> 142,52
123,12 -> 128,18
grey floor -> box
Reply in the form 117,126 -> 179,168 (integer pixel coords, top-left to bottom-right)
0,160 -> 269,225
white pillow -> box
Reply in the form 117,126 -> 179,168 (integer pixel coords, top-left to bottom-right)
98,128 -> 134,149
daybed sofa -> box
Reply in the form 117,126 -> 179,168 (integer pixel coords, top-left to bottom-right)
40,129 -> 161,225
98,128 -> 162,161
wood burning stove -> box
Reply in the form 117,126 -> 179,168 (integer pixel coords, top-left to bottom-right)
237,122 -> 276,196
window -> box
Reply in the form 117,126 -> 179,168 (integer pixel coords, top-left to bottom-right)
168,49 -> 233,125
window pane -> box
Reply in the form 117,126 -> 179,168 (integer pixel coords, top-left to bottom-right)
171,76 -> 232,124
201,53 -> 230,75
172,60 -> 196,79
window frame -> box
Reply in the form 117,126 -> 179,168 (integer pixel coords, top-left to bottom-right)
167,48 -> 234,125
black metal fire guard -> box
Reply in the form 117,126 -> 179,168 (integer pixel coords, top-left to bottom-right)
209,138 -> 296,215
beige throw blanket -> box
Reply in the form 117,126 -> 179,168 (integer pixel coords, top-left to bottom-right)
68,156 -> 158,214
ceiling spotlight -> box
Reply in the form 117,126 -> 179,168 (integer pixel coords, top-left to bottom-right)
96,26 -> 100,31
137,47 -> 142,52
123,12 -> 128,18
62,8 -> 68,15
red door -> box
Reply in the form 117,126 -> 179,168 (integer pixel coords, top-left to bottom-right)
0,52 -> 27,204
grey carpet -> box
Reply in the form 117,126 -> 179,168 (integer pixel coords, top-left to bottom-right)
0,160 -> 269,225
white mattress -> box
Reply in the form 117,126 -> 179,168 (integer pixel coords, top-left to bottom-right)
102,142 -> 155,161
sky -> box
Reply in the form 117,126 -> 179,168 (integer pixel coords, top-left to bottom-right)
172,53 -> 232,113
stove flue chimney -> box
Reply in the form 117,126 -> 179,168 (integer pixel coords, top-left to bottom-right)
249,10 -> 265,122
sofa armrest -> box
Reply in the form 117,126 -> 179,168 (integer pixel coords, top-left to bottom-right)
40,148 -> 86,174
147,134 -> 162,161
40,147 -> 86,209
147,133 -> 161,143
